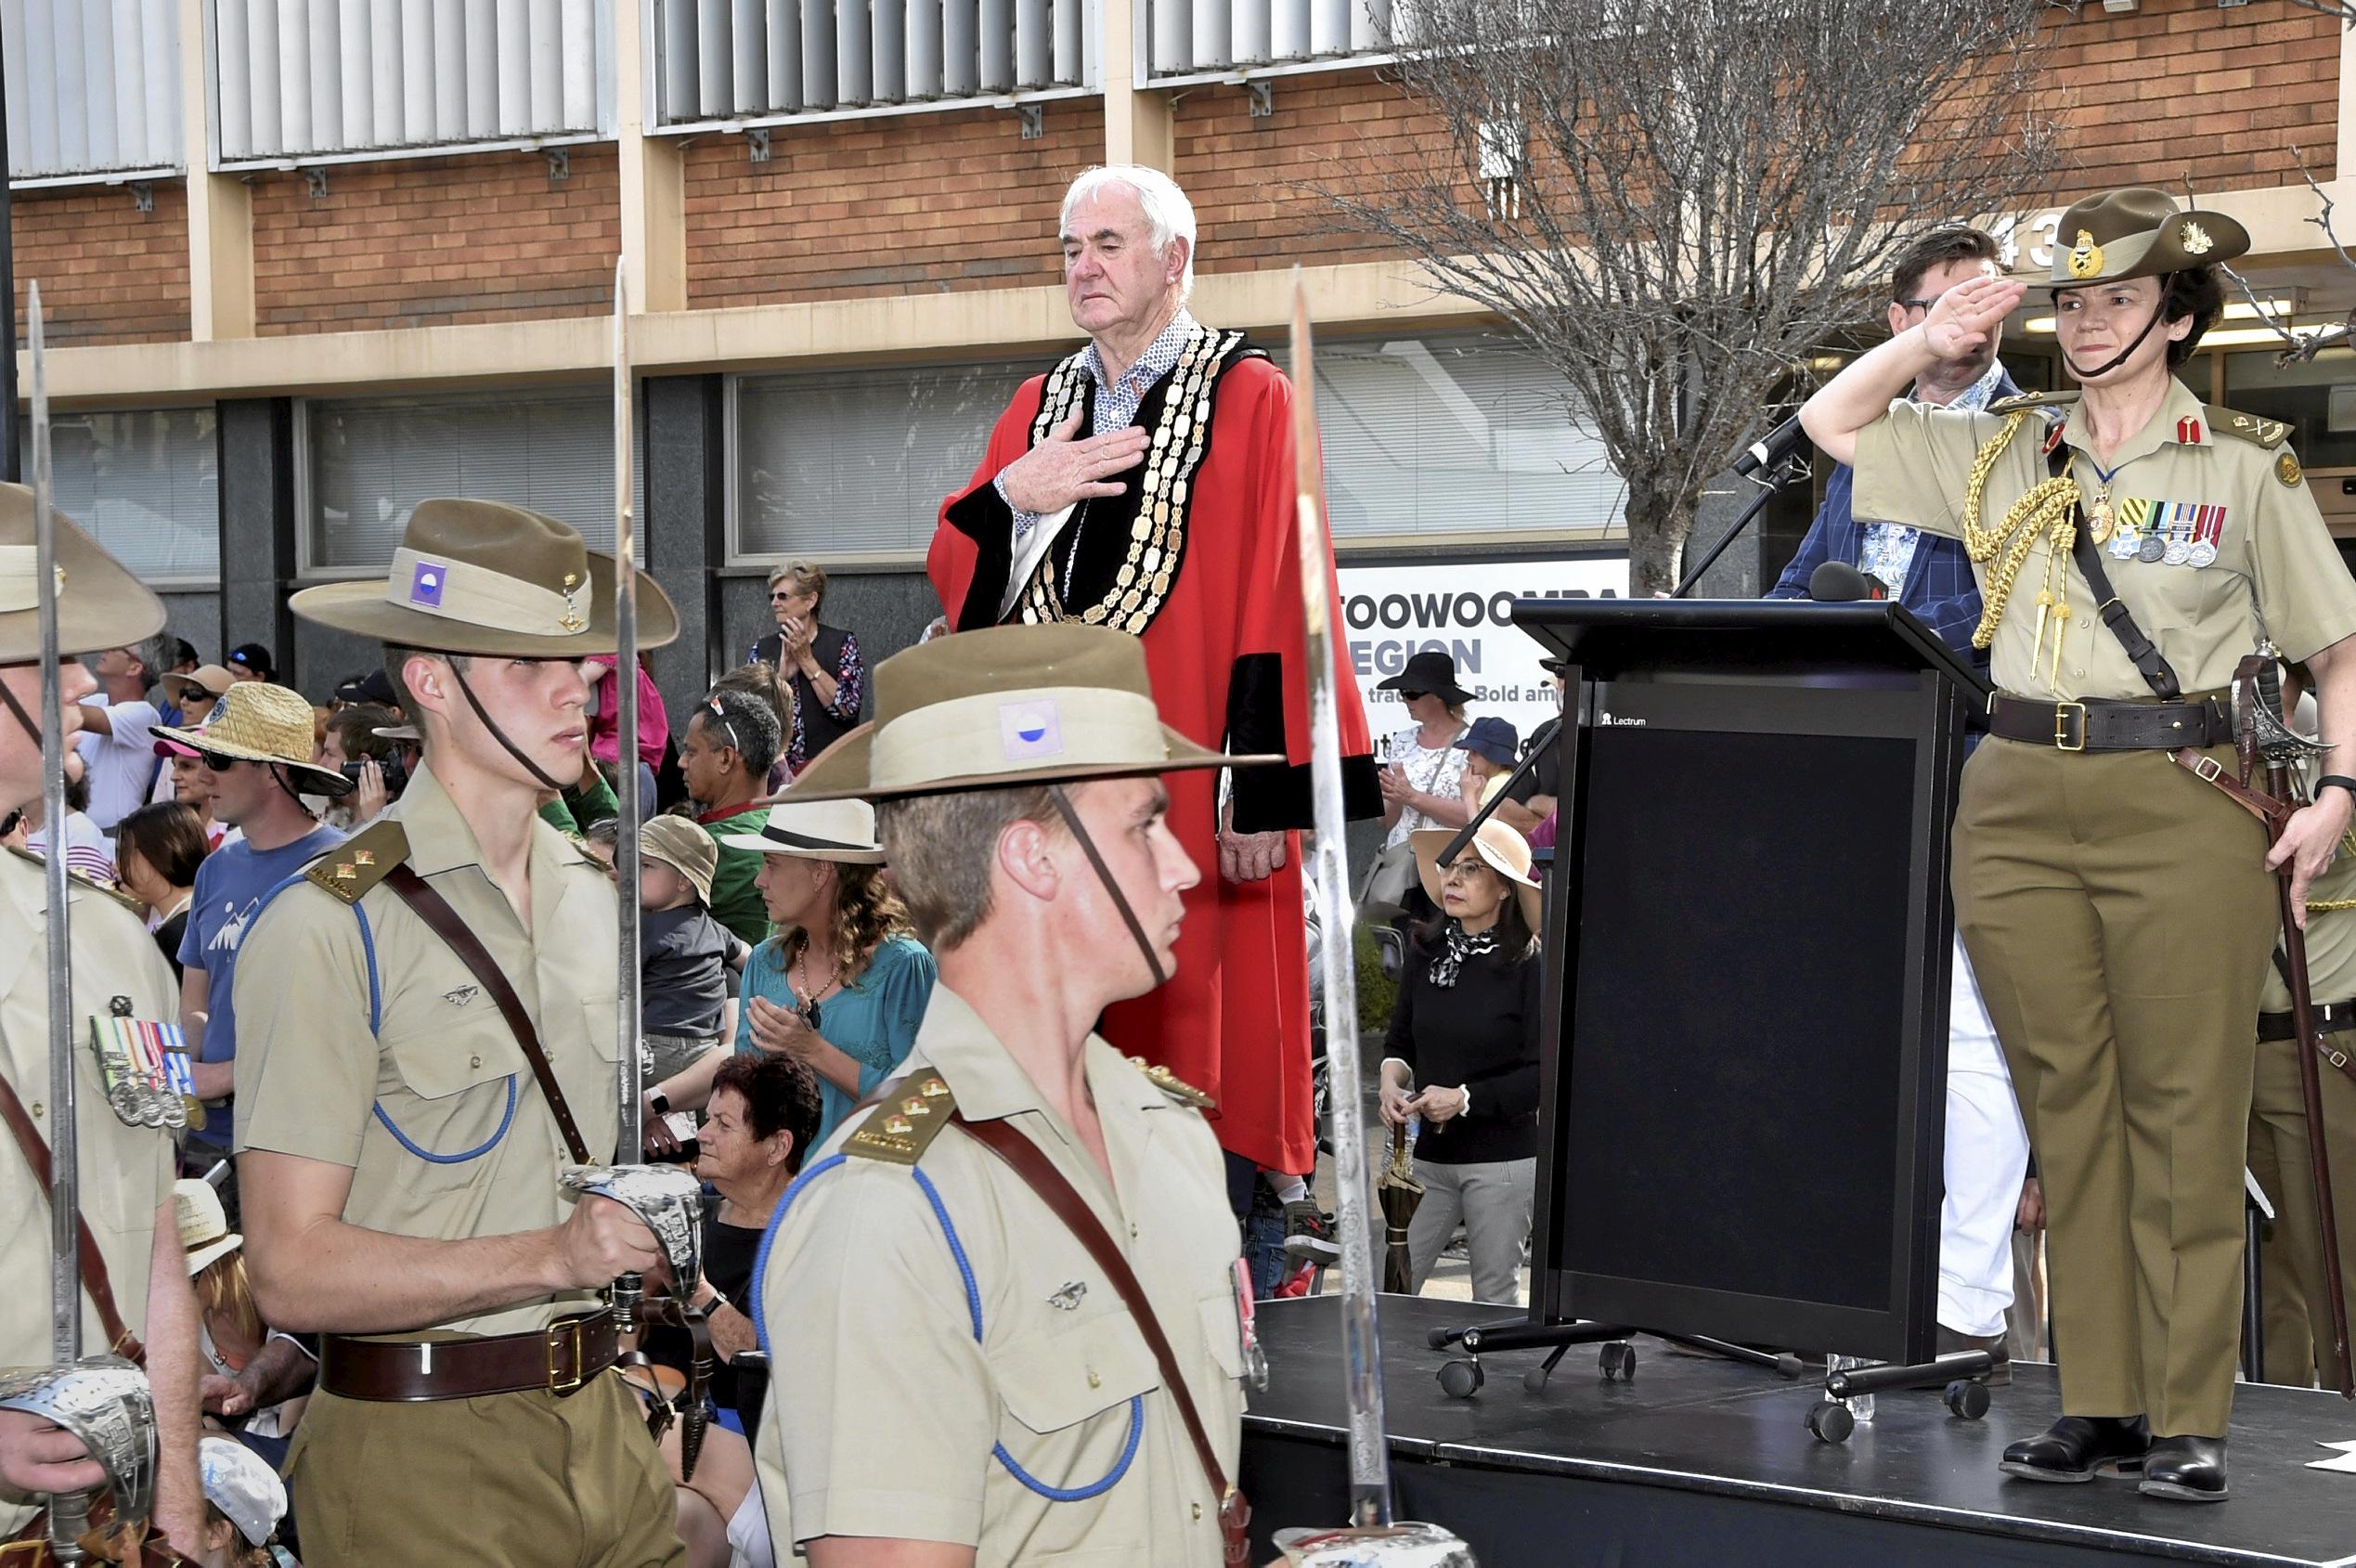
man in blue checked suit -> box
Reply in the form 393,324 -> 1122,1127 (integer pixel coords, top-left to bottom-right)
1768,224 -> 2028,1380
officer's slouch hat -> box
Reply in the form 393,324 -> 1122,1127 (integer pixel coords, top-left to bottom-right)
0,484 -> 165,663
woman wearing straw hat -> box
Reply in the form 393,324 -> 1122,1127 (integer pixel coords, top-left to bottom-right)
754,622 -> 1278,1567
1379,818 -> 1546,1305
1803,188 -> 2356,1500
711,799 -> 933,1149
0,484 -> 208,1557
225,499 -> 692,1566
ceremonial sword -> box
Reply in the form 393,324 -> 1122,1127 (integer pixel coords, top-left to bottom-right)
1285,270 -> 1474,1564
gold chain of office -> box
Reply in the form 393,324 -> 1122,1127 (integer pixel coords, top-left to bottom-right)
1960,412 -> 2115,680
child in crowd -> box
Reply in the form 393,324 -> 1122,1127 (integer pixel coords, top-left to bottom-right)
639,812 -> 752,1095
1453,715 -> 1521,813
196,1434 -> 293,1567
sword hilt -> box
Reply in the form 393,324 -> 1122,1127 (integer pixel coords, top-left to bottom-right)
612,1271 -> 644,1336
44,1491 -> 91,1563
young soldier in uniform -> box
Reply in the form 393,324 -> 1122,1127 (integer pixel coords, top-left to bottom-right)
755,623 -> 1260,1567
229,500 -> 690,1565
1803,188 -> 2356,1500
0,487 -> 206,1557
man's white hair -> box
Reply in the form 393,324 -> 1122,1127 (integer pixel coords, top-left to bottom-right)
1060,165 -> 1197,302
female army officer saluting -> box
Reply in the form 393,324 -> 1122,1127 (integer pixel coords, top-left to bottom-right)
1801,188 -> 2356,1505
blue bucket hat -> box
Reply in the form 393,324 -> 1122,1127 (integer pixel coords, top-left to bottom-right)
1453,715 -> 1519,769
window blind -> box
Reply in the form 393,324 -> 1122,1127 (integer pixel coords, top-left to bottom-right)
732,355 -> 1052,557
305,387 -> 644,571
22,407 -> 218,580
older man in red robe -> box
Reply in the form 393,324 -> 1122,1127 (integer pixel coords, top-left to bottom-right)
929,164 -> 1378,1230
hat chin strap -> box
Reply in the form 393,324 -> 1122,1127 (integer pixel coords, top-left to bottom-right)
2060,279 -> 2172,383
448,662 -> 568,794
1045,784 -> 1168,991
0,680 -> 39,750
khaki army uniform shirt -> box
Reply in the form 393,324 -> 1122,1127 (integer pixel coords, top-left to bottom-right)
0,851 -> 176,1536
756,986 -> 1247,1567
1853,378 -> 2356,702
232,763 -> 620,1338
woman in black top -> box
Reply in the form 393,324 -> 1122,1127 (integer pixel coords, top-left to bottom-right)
1380,818 -> 1545,1304
749,560 -> 865,771
113,800 -> 210,980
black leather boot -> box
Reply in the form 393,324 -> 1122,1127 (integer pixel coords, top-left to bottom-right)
2139,1435 -> 2229,1502
2000,1415 -> 2151,1483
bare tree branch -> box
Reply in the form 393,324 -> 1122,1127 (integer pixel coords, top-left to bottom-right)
2201,148 -> 2356,365
1309,0 -> 2069,590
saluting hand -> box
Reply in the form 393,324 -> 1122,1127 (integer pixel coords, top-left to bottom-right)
999,411 -> 1148,515
555,1193 -> 667,1289
1921,276 -> 2026,360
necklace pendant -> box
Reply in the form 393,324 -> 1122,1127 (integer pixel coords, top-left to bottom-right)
2090,492 -> 2115,544
803,1000 -> 822,1031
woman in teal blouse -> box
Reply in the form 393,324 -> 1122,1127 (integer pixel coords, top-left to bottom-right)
719,798 -> 935,1147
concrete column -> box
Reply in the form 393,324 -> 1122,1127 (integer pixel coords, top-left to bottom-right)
215,399 -> 310,688
180,0 -> 256,340
643,374 -> 725,725
615,0 -> 688,315
1100,0 -> 1173,169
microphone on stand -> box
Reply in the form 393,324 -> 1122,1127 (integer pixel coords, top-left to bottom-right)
1808,561 -> 1889,603
1733,414 -> 1807,480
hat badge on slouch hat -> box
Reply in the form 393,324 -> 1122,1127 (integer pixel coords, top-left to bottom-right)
286,498 -> 678,658
2043,188 -> 2249,289
780,622 -> 1283,804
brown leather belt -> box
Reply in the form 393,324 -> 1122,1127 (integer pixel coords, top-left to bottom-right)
2260,1001 -> 2356,1046
319,1311 -> 616,1403
1987,692 -> 2231,752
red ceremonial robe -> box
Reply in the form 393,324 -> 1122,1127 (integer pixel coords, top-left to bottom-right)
929,326 -> 1379,1177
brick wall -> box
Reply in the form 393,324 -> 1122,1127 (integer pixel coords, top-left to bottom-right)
251,145 -> 620,334
1176,69 -> 1433,275
2041,0 -> 2340,196
9,182 -> 191,346
685,101 -> 1104,305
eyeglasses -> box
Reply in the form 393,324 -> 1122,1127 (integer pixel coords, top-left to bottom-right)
701,697 -> 743,754
193,748 -> 238,771
768,591 -> 797,603
1397,690 -> 1429,702
1896,297 -> 1937,316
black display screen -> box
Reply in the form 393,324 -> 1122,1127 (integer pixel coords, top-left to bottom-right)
1558,724 -> 1918,1322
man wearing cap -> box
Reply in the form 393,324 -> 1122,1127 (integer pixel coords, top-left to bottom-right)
0,486 -> 205,1556
929,166 -> 1379,1214
1804,188 -> 2356,1498
755,622 -> 1262,1566
161,684 -> 351,1171
223,646 -> 273,686
227,499 -> 686,1565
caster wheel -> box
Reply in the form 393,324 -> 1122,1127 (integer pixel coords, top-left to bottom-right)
1806,1402 -> 1856,1444
1438,1358 -> 1484,1399
1599,1341 -> 1636,1382
1773,1353 -> 1806,1380
1944,1379 -> 1990,1419
1522,1364 -> 1553,1394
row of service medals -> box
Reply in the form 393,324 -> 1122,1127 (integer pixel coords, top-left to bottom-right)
90,996 -> 200,1131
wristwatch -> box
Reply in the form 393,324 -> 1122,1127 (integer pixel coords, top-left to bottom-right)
648,1091 -> 670,1117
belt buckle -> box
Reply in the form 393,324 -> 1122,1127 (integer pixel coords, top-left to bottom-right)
2054,701 -> 2087,752
2194,755 -> 2223,783
545,1319 -> 586,1393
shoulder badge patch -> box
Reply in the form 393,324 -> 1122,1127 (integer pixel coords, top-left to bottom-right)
845,1073 -> 957,1165
2209,406 -> 2290,451
304,818 -> 410,905
2279,448 -> 2305,488
1130,1056 -> 1215,1109
1987,390 -> 2080,416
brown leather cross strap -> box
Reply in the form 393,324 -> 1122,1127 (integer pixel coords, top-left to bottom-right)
951,1112 -> 1249,1564
382,865 -> 592,1165
2168,748 -> 2296,830
0,1069 -> 145,1367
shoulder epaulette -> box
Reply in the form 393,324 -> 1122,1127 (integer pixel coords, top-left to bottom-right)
1987,390 -> 2079,416
844,1072 -> 958,1165
2206,405 -> 2291,450
1130,1055 -> 1215,1109
6,844 -> 145,915
304,819 -> 410,906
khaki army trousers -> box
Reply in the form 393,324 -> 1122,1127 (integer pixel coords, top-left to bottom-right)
2246,1028 -> 2356,1388
287,1370 -> 687,1567
1953,738 -> 2275,1439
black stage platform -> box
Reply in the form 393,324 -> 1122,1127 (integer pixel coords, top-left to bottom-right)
1241,1296 -> 2356,1566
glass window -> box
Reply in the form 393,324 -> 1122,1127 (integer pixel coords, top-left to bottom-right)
304,388 -> 641,572
1308,331 -> 1624,538
2223,348 -> 2356,470
20,408 -> 219,581
731,356 -> 1055,559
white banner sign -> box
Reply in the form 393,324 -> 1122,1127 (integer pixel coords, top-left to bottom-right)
1339,556 -> 1629,745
